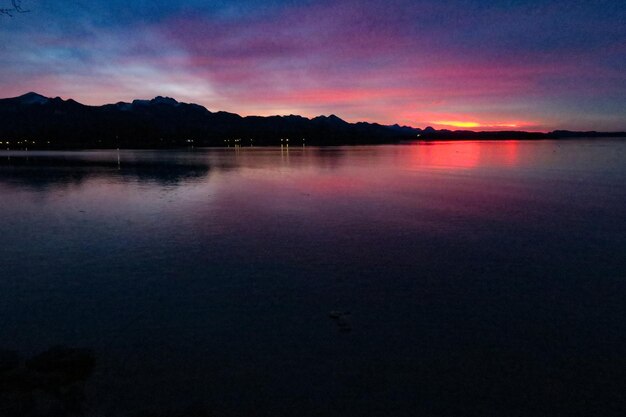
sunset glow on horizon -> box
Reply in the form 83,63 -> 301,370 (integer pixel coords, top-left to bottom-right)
0,0 -> 624,131
431,121 -> 521,129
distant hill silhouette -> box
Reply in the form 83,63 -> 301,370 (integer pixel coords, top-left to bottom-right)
0,93 -> 624,148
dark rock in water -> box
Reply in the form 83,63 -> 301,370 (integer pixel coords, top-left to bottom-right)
0,350 -> 24,396
328,310 -> 350,319
0,350 -> 20,373
0,346 -> 96,417
329,311 -> 342,319
329,311 -> 352,332
26,346 -> 95,385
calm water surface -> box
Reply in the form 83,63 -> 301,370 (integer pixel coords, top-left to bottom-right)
1,140 -> 625,416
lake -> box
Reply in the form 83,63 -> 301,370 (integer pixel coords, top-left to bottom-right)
1,140 -> 625,416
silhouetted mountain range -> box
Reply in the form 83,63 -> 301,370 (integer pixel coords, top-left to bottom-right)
0,93 -> 624,148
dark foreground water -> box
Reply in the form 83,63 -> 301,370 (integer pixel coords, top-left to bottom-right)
1,140 -> 625,417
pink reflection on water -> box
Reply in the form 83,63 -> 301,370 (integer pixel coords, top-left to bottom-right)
500,141 -> 520,167
409,141 -> 521,170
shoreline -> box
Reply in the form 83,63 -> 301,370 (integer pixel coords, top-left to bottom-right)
0,135 -> 625,152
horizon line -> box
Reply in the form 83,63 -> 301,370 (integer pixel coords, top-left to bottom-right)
5,91 -> 626,134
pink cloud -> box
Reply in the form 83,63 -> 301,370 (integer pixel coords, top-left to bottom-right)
3,0 -> 623,131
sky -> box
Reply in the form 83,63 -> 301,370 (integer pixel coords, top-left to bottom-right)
0,0 -> 624,131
